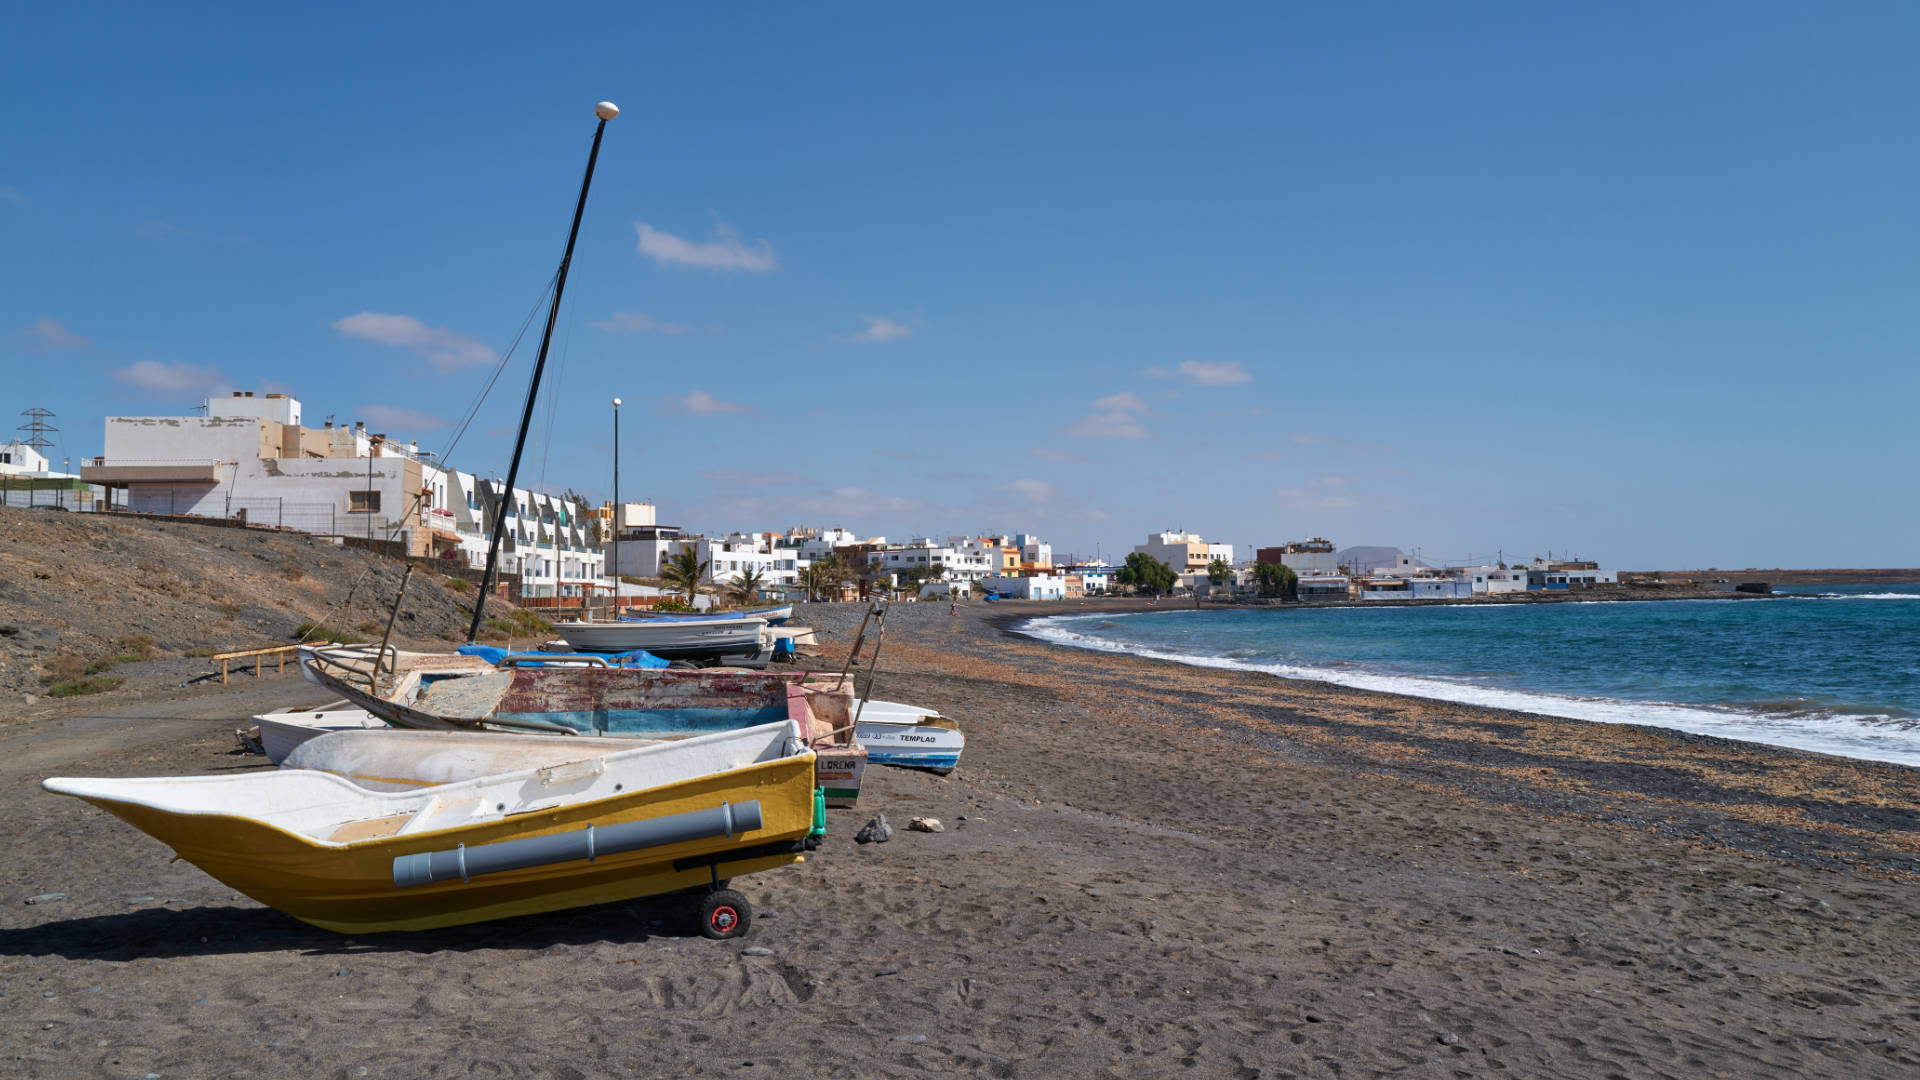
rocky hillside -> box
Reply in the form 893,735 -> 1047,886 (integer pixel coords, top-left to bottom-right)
0,507 -> 531,698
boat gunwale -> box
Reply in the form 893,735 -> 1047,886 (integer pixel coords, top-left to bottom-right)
45,723 -> 815,851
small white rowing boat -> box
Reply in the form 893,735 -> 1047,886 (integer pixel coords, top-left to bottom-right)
853,699 -> 964,774
254,702 -> 389,764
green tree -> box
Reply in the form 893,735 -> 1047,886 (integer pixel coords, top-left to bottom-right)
1254,561 -> 1298,599
726,565 -> 767,607
1116,552 -> 1177,596
857,558 -> 892,600
799,555 -> 843,601
660,547 -> 710,605
1207,557 -> 1231,585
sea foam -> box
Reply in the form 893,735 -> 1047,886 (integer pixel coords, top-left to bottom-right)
1021,613 -> 1920,769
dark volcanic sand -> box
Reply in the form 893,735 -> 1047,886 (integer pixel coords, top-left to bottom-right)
2,599 -> 1917,1078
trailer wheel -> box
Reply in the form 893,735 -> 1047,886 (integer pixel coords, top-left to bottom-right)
697,889 -> 752,940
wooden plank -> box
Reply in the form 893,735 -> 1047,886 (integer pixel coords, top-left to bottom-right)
211,644 -> 303,661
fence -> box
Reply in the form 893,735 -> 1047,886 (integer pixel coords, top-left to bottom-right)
1,483 -> 412,547
0,484 -> 99,511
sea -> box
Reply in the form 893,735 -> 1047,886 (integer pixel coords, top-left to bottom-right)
1022,584 -> 1920,768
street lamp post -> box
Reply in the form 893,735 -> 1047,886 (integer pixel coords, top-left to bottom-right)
611,396 -> 621,617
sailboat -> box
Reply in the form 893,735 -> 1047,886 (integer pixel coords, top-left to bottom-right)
46,103 -> 826,937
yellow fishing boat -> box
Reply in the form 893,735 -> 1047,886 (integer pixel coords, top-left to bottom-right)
43,721 -> 820,937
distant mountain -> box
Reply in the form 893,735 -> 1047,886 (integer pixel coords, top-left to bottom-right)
1336,545 -> 1432,573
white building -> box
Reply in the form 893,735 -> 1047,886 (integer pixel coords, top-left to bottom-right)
0,442 -> 54,476
1456,565 -> 1530,594
981,574 -> 1066,600
82,391 -> 604,596
1134,530 -> 1233,575
1258,538 -> 1339,576
1061,563 -> 1115,594
871,538 -> 997,582
1013,533 -> 1053,570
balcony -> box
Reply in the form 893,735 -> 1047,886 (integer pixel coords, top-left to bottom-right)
80,457 -> 225,486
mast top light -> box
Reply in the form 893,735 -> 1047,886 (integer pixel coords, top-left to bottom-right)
594,102 -> 620,120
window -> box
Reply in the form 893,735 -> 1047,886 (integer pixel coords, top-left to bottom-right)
349,490 -> 381,513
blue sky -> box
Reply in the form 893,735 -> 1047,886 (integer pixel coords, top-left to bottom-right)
5,3 -> 1917,569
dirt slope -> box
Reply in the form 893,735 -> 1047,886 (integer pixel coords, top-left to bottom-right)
0,507 -> 511,699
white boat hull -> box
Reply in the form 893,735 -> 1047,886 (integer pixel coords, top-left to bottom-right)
254,703 -> 389,764
853,700 -> 963,773
552,617 -> 768,660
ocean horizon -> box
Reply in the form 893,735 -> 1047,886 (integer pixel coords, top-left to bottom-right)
1022,584 -> 1920,768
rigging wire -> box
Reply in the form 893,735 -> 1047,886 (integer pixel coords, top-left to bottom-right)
294,270 -> 559,644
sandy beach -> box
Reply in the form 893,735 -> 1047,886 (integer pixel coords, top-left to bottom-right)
3,598 -> 1917,1078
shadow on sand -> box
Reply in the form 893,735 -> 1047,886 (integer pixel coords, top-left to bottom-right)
0,891 -> 712,960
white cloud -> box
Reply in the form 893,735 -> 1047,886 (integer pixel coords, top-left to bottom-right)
114,360 -> 228,398
134,220 -> 185,241
1067,390 -> 1151,439
635,222 -> 777,272
24,317 -> 89,350
1003,478 -> 1056,502
332,312 -> 497,372
358,405 -> 449,432
659,389 -> 753,415
850,316 -> 911,343
1067,411 -> 1150,439
591,312 -> 689,335
1146,360 -> 1253,386
0,187 -> 24,202
1291,432 -> 1335,445
803,486 -> 925,518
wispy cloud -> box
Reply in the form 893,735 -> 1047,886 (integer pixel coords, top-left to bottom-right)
1067,391 -> 1151,439
1292,432 -> 1335,445
635,221 -> 777,272
114,360 -> 228,398
0,187 -> 24,203
873,448 -> 918,460
1093,392 -> 1148,413
1003,478 -> 1056,503
697,469 -> 808,488
332,312 -> 497,372
1276,475 -> 1361,511
358,404 -> 449,432
590,312 -> 689,335
849,315 -> 911,343
1031,447 -> 1090,464
22,317 -> 90,350
1147,360 -> 1253,386
133,219 -> 250,245
659,389 -> 753,415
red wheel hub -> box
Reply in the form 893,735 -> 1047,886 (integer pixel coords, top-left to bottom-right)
710,906 -> 739,932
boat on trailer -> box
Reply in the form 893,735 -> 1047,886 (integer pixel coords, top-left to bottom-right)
44,721 -> 820,936
297,645 -> 867,807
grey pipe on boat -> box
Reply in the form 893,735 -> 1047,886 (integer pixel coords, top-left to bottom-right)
392,800 -> 763,889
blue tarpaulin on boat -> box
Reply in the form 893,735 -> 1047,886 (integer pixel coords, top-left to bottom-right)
456,645 -> 670,669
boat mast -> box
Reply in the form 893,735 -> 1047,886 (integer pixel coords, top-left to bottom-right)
467,101 -> 620,643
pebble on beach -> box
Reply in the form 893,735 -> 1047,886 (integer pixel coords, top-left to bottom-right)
908,816 -> 944,833
855,814 -> 893,844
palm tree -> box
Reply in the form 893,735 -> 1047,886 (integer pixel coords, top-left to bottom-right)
660,546 -> 710,606
799,556 -> 842,602
727,565 -> 767,607
857,559 -> 892,600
